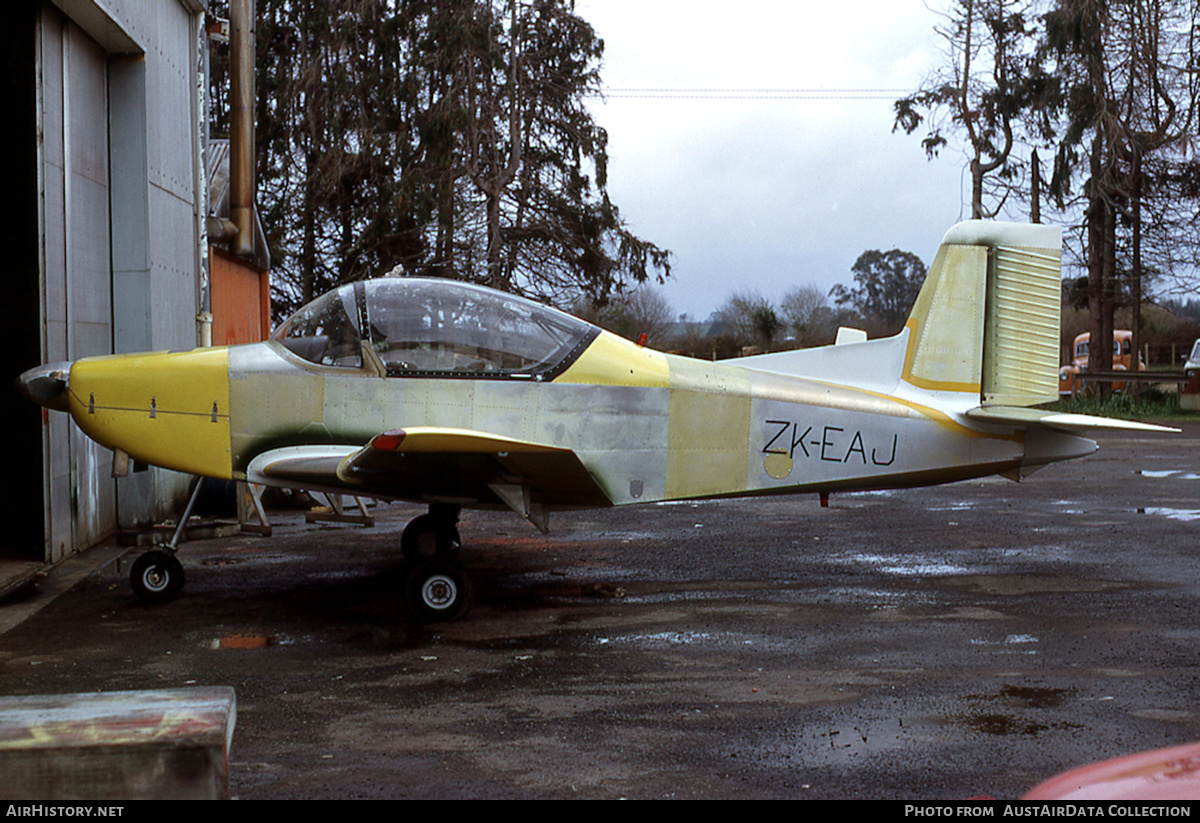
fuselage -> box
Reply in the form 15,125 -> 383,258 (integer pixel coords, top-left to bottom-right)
57,326 -> 1048,510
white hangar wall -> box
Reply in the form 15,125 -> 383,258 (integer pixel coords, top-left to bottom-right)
33,0 -> 210,562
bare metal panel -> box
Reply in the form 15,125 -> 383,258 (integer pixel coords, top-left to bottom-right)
665,357 -> 752,500
38,8 -> 117,559
66,20 -> 116,552
147,1 -> 196,204
38,7 -> 72,562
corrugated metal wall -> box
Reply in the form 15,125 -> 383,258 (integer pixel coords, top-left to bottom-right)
30,0 -> 207,562
38,7 -> 117,560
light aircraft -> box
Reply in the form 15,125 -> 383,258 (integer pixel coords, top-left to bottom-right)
18,221 -> 1173,620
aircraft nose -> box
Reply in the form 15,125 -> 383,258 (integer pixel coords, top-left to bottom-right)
16,362 -> 72,412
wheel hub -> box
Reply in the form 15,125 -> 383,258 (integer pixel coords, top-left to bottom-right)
142,567 -> 169,592
421,575 -> 457,610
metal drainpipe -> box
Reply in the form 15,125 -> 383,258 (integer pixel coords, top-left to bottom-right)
229,0 -> 255,261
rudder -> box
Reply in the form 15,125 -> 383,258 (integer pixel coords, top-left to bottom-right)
902,221 -> 1061,407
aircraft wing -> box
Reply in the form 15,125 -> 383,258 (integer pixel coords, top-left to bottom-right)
246,428 -> 613,520
965,406 -> 1179,433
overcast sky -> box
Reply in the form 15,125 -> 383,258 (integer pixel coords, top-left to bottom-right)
574,0 -> 977,320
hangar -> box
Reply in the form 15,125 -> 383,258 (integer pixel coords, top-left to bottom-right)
1,0 -> 267,587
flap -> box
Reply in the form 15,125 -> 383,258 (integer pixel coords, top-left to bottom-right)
245,429 -> 613,510
341,427 -> 613,509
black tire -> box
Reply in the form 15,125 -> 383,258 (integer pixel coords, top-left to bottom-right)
406,561 -> 470,622
401,514 -> 461,564
130,549 -> 185,604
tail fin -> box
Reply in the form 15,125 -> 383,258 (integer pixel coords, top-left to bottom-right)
902,221 -> 1061,407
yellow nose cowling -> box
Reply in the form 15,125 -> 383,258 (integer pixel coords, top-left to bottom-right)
67,348 -> 233,480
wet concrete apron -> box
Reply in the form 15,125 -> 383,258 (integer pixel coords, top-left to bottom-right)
0,423 -> 1197,799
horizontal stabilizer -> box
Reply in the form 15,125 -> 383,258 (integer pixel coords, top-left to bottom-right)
966,406 -> 1179,434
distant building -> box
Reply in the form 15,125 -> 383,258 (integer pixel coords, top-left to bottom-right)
2,1 -> 234,569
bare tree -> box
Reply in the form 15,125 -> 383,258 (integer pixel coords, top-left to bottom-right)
779,284 -> 833,347
574,286 -> 673,347
714,290 -> 783,350
895,0 -> 1045,219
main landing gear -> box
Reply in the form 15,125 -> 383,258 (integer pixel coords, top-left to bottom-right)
402,503 -> 470,622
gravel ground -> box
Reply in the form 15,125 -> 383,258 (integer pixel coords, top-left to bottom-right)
1,422 -> 1197,799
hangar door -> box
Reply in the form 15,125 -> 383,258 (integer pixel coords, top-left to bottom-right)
36,8 -> 118,562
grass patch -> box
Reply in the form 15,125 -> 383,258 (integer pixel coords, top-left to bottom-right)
1049,388 -> 1198,421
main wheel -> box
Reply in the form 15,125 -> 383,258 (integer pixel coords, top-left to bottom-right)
130,549 -> 185,604
401,514 -> 461,564
406,561 -> 470,622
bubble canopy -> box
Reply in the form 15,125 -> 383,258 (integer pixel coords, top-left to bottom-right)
272,278 -> 599,379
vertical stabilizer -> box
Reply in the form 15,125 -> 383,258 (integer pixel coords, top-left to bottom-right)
901,221 -> 1061,407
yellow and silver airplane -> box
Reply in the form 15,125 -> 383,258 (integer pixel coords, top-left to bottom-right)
18,221 -> 1173,619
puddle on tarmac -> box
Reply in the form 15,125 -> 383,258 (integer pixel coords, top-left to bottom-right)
200,556 -> 250,567
783,718 -> 916,765
926,502 -> 975,512
970,634 -> 1038,648
833,552 -> 970,577
1137,507 -> 1200,521
1138,470 -> 1200,480
963,714 -> 1050,736
569,531 -> 659,542
780,685 -> 1080,765
956,684 -> 1077,736
997,684 -> 1073,708
592,631 -> 715,647
207,633 -> 287,649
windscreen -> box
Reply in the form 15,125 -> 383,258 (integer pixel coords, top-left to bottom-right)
362,279 -> 595,377
271,285 -> 363,368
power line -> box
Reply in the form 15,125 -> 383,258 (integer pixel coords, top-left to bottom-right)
598,87 -> 910,100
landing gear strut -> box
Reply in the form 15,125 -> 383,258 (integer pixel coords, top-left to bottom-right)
402,504 -> 470,621
128,476 -> 209,603
400,502 -> 461,564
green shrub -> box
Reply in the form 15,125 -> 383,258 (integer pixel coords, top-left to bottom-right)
1049,390 -> 1195,420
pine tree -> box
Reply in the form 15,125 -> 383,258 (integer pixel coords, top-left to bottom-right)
209,0 -> 669,317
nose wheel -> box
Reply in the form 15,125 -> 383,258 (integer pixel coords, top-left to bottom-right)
129,549 -> 185,604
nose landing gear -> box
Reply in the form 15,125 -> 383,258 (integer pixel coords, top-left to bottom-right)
129,549 -> 185,604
